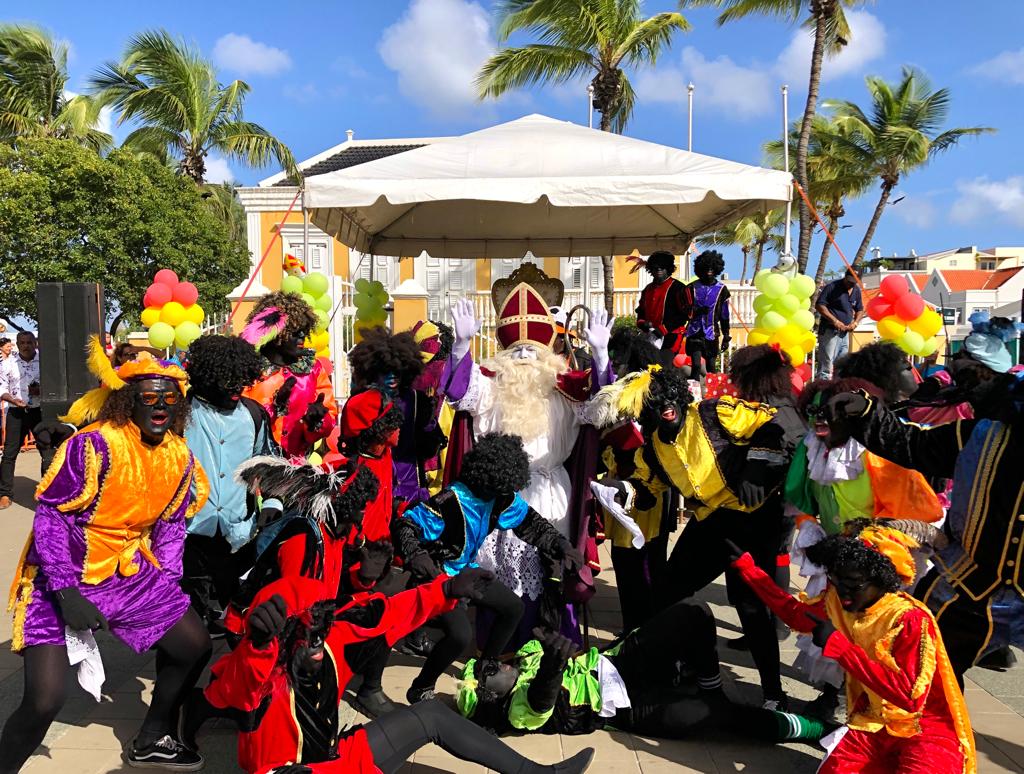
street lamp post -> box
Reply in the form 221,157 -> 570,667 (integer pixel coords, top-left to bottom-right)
687,83 -> 694,151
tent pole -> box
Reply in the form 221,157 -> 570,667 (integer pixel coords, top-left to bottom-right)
687,83 -> 694,151
587,84 -> 594,129
302,186 -> 309,270
782,85 -> 792,258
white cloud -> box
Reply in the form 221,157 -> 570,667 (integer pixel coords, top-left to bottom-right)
892,196 -> 936,229
282,83 -> 320,103
952,176 -> 1024,227
775,10 -> 886,86
204,155 -> 234,184
378,0 -> 495,116
635,11 -> 885,122
213,33 -> 292,76
968,48 -> 1024,86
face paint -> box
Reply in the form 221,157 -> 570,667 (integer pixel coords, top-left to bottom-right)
655,400 -> 684,442
131,378 -> 182,445
829,568 -> 884,613
481,662 -> 520,700
897,363 -> 918,399
649,266 -> 670,283
291,626 -> 328,679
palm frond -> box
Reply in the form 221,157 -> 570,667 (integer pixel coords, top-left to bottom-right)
214,119 -> 295,172
612,12 -> 690,67
609,74 -> 636,133
476,44 -> 596,98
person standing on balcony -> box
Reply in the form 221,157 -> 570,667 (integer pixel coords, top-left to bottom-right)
684,251 -> 731,377
635,251 -> 692,363
814,270 -> 864,380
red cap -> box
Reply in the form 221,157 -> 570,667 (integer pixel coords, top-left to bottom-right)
340,388 -> 393,439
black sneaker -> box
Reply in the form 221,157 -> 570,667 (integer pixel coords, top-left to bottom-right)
406,684 -> 436,704
125,734 -> 204,770
352,688 -> 398,718
397,628 -> 435,657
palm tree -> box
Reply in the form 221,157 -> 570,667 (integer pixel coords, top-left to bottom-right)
699,209 -> 786,284
477,0 -> 690,312
687,0 -> 863,273
765,115 -> 872,291
91,30 -> 295,184
201,182 -> 246,245
823,67 -> 994,268
0,24 -> 111,152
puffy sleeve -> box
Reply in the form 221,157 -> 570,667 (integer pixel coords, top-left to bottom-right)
151,454 -> 208,582
204,636 -> 280,712
441,354 -> 486,413
731,553 -> 825,633
854,398 -> 970,480
33,433 -> 104,592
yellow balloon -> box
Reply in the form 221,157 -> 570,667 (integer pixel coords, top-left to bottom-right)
184,304 -> 205,325
783,345 -> 805,367
141,307 -> 161,328
747,329 -> 771,346
909,309 -> 942,339
160,301 -> 186,326
919,337 -> 938,357
877,315 -> 905,341
799,331 -> 817,354
316,348 -> 331,360
773,324 -> 803,349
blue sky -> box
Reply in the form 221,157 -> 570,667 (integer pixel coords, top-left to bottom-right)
16,0 -> 1024,279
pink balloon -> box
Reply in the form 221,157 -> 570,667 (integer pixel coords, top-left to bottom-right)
866,295 -> 894,321
894,292 -> 925,321
879,275 -> 909,300
172,281 -> 199,306
790,370 -> 805,396
154,269 -> 179,287
144,283 -> 172,307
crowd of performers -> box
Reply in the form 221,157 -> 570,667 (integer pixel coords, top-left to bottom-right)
1,255 -> 1021,774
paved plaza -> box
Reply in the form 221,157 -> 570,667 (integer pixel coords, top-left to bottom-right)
1,451 -> 1022,773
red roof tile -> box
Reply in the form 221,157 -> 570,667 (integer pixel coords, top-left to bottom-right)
936,268 -> 1022,291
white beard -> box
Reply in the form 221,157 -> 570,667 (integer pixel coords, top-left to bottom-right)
485,346 -> 567,443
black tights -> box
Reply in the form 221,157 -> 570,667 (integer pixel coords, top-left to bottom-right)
0,609 -> 211,773
655,502 -> 786,699
365,699 -> 554,774
412,580 -> 524,691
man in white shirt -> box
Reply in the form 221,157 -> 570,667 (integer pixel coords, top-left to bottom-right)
0,331 -> 41,509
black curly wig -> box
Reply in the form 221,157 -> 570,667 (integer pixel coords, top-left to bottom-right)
796,377 -> 882,418
835,342 -> 910,402
278,599 -> 335,669
804,534 -> 902,595
459,432 -> 531,497
729,345 -> 793,402
645,251 -> 676,273
185,335 -> 264,398
639,366 -> 694,431
694,250 -> 725,277
347,327 -> 424,391
609,325 -> 663,375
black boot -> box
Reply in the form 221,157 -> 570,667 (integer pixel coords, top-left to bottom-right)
352,688 -> 398,718
553,748 -> 594,774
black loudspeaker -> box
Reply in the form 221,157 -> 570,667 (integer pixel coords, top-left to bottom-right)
35,283 -> 105,422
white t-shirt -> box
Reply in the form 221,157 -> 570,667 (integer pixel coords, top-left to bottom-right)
0,352 -> 40,408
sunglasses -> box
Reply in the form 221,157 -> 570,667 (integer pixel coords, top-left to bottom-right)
137,390 -> 181,406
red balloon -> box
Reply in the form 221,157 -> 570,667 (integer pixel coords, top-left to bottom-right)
796,362 -> 812,382
894,293 -> 925,321
154,268 -> 179,287
866,295 -> 894,321
790,371 -> 805,395
673,353 -> 692,368
144,283 -> 172,307
172,281 -> 199,306
879,274 -> 909,300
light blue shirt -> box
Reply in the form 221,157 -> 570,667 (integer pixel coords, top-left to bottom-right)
185,398 -> 273,551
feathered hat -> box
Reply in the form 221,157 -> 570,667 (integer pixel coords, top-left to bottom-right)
858,525 -> 920,587
241,306 -> 289,352
588,365 -> 663,428
61,336 -> 188,427
235,456 -> 379,534
963,311 -> 1024,374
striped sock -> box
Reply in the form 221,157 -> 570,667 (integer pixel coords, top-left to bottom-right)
697,673 -> 723,692
772,711 -> 828,742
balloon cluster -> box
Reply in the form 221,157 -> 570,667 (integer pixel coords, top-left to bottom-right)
141,269 -> 205,350
747,270 -> 817,367
353,278 -> 389,342
281,272 -> 332,359
866,275 -> 941,356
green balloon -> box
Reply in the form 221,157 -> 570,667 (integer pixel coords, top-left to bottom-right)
314,309 -> 329,333
303,272 -> 329,297
762,311 -> 787,331
354,278 -> 371,293
760,273 -> 790,299
790,274 -> 816,298
148,321 -> 175,349
281,274 -> 304,295
368,280 -> 385,294
775,294 -> 801,315
899,330 -> 925,355
752,295 -> 775,316
300,293 -> 316,308
791,309 -> 815,331
353,294 -> 372,311
174,320 -> 201,349
315,294 -> 333,312
753,269 -> 772,292
371,289 -> 389,305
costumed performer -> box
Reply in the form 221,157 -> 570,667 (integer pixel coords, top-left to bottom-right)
634,251 -> 691,361
181,334 -> 277,635
183,573 -> 595,774
441,263 -> 612,644
826,358 -> 1024,682
727,525 -> 975,774
241,292 -> 337,460
600,347 -> 805,710
684,250 -> 731,376
457,607 -> 829,746
1,341 -> 211,771
394,433 -> 584,704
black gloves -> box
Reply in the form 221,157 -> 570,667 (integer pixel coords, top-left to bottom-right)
443,568 -> 495,601
248,594 -> 288,649
407,550 -> 441,581
720,334 -> 731,348
737,479 -> 766,508
826,392 -> 870,423
534,626 -> 575,675
552,539 -> 585,574
32,421 -> 76,451
808,613 -> 838,650
357,540 -> 394,585
303,394 -> 328,431
273,376 -> 297,417
56,587 -> 108,632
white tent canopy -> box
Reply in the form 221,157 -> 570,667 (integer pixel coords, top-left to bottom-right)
306,114 -> 792,259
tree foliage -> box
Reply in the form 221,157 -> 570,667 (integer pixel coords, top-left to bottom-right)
0,137 -> 249,320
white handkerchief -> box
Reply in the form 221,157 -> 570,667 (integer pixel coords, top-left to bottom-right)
590,481 -> 645,549
65,627 -> 105,702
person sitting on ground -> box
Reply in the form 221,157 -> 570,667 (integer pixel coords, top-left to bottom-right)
728,524 -> 975,774
394,432 -> 584,705
184,573 -> 595,774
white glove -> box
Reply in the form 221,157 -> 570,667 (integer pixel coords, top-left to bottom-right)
590,481 -> 644,548
450,298 -> 481,360
585,307 -> 614,384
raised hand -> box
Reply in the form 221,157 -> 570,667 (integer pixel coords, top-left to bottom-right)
826,392 -> 869,423
248,594 -> 288,649
302,393 -> 328,431
585,307 -> 614,383
450,298 -> 481,360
